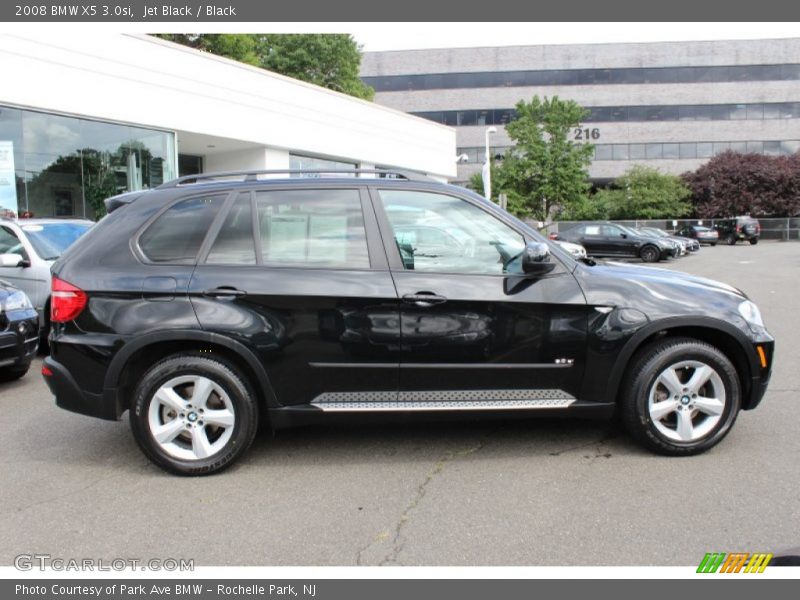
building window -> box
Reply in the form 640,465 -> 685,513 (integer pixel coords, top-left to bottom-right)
363,63 -> 800,92
646,144 -> 663,159
289,154 -> 356,174
629,144 -> 646,159
679,143 -> 697,159
0,104 -> 175,220
413,101 -> 800,126
696,143 -> 714,158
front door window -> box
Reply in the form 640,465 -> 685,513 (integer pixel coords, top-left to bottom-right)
378,190 -> 526,275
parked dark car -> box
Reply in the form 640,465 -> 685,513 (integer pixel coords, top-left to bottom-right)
676,225 -> 719,246
43,170 -> 774,475
0,280 -> 38,381
557,222 -> 679,262
639,226 -> 700,254
715,216 -> 761,245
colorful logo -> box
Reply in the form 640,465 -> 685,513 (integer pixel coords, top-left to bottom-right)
697,552 -> 772,573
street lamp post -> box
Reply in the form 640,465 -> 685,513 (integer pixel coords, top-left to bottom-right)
483,126 -> 497,202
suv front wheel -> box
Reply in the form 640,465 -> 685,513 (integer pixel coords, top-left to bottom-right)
130,354 -> 259,475
621,337 -> 741,455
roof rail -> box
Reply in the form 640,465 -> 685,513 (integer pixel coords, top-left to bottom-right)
157,169 -> 435,189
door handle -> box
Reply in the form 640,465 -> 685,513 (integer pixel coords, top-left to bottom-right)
202,287 -> 247,299
402,292 -> 447,307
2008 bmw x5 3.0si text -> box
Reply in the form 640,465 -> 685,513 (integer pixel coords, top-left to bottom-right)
42,170 -> 774,475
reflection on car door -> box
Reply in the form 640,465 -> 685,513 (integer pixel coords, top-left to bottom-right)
373,187 -> 588,405
188,187 -> 401,407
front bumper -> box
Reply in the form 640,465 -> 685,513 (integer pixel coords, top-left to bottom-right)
744,339 -> 774,410
0,310 -> 39,369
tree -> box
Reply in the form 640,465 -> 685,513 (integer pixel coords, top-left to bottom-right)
493,96 -> 594,221
154,34 -> 374,100
683,151 -> 800,217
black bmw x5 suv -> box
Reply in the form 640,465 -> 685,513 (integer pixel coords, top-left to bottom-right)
44,170 -> 774,475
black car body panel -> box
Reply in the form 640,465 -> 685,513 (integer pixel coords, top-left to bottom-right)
573,262 -> 772,408
44,175 -> 774,446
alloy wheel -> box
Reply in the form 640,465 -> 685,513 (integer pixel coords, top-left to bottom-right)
147,375 -> 236,461
647,360 -> 726,442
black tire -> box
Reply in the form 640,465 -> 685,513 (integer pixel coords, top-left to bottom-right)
709,242 -> 717,247
130,354 -> 259,476
640,245 -> 660,263
726,234 -> 737,245
749,238 -> 759,245
620,337 -> 741,456
0,365 -> 30,382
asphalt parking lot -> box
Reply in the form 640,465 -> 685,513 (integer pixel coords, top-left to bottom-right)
1,241 -> 798,567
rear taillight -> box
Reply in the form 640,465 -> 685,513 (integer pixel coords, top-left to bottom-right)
51,276 -> 87,323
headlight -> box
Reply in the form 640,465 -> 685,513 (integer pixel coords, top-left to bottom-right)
738,300 -> 764,328
3,291 -> 33,311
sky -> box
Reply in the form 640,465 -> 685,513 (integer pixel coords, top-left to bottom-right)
345,22 -> 800,51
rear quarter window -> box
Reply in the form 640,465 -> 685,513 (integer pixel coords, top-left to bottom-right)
139,194 -> 226,263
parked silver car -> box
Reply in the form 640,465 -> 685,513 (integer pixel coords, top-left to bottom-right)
0,218 -> 93,340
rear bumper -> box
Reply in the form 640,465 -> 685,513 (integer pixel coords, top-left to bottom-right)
42,356 -> 121,420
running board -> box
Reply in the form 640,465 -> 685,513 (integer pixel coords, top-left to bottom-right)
310,390 -> 576,412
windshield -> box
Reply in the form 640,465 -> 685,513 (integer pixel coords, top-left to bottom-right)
21,222 -> 92,260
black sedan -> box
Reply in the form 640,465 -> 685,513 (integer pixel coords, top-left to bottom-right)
0,280 -> 38,381
557,222 -> 679,262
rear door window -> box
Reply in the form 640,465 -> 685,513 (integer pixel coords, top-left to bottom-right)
255,188 -> 370,269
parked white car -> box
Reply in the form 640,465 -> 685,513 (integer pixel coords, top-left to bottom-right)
0,218 -> 93,341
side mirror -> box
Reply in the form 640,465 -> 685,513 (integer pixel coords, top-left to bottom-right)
620,233 -> 627,238
521,242 -> 556,276
0,253 -> 26,268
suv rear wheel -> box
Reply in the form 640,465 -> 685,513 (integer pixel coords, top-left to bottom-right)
726,234 -> 737,245
749,238 -> 759,245
130,354 -> 259,476
621,337 -> 741,455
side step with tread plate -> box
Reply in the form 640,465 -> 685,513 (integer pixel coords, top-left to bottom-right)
310,390 -> 576,412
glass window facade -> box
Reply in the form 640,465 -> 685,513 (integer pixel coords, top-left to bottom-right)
412,102 -> 800,126
456,140 -> 800,163
0,105 -> 176,219
363,63 -> 800,92
289,154 -> 356,174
